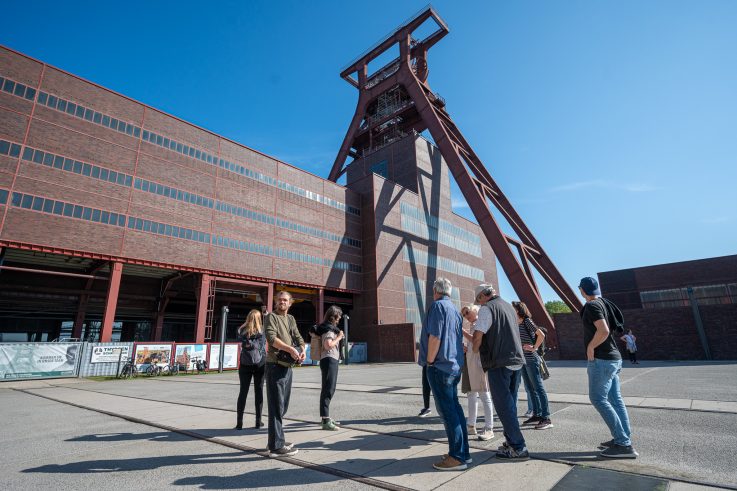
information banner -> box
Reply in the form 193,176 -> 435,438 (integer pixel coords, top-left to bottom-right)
174,344 -> 208,371
208,343 -> 239,370
90,345 -> 131,364
0,343 -> 81,379
133,344 -> 173,368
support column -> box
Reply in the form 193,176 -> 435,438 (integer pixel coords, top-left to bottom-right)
194,273 -> 210,343
317,288 -> 324,323
266,282 -> 274,313
100,262 -> 123,342
153,311 -> 165,341
72,297 -> 88,339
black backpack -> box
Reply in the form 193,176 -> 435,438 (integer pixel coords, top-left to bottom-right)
600,297 -> 625,335
240,335 -> 265,366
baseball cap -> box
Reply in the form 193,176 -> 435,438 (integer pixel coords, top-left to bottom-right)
578,277 -> 601,296
474,284 -> 494,299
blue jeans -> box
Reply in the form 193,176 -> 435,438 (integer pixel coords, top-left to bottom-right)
523,377 -> 533,413
426,365 -> 469,462
487,367 -> 527,452
587,358 -> 632,446
521,356 -> 550,418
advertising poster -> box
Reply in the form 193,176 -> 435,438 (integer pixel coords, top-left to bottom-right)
208,343 -> 239,370
174,344 -> 207,370
0,343 -> 81,379
134,344 -> 173,368
90,345 -> 131,364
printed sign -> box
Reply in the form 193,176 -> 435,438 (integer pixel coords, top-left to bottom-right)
208,343 -> 239,370
174,344 -> 208,371
90,345 -> 131,364
0,343 -> 81,379
134,344 -> 173,368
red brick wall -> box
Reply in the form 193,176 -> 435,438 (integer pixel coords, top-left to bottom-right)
554,304 -> 737,360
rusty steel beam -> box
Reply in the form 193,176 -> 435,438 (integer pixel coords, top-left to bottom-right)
329,7 -> 582,348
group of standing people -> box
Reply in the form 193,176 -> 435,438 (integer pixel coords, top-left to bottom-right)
234,290 -> 345,458
419,276 -> 638,471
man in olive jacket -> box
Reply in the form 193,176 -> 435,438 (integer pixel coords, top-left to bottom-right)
264,291 -> 305,457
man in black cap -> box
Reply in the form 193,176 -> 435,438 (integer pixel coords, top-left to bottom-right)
579,276 -> 638,459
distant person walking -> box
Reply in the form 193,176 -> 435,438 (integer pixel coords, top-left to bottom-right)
621,329 -> 639,364
579,277 -> 638,458
473,283 -> 529,461
417,365 -> 433,418
419,277 -> 469,471
512,301 -> 553,430
460,304 -> 495,441
235,309 -> 266,430
316,305 -> 344,430
264,291 -> 305,458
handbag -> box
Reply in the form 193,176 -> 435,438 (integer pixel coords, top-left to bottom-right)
275,340 -> 302,367
538,355 -> 550,380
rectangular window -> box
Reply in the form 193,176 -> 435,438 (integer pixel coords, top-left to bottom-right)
57,99 -> 67,112
37,91 -> 48,105
118,215 -> 125,226
124,175 -> 132,187
75,105 -> 85,118
93,112 -> 102,124
133,127 -> 140,138
133,218 -> 142,230
143,220 -> 151,232
165,224 -> 172,236
141,180 -> 149,192
176,143 -> 183,153
110,118 -> 118,131
66,102 -> 76,115
84,108 -> 93,121
91,166 -> 100,179
102,115 -> 110,127
1,141 -> 13,156
3,79 -> 15,93
108,170 -> 117,183
18,146 -> 31,160
73,161 -> 82,173
83,207 -> 92,220
173,226 -> 180,237
42,154 -> 55,167
101,211 -> 109,223
163,137 -> 170,147
52,201 -> 63,214
125,125 -> 133,136
116,173 -> 126,185
9,143 -> 21,158
63,159 -> 73,172
72,205 -> 83,218
63,203 -> 74,216
82,163 -> 91,176
13,83 -> 25,97
32,150 -> 44,164
46,94 -> 57,108
156,135 -> 163,146
91,209 -> 101,222
24,87 -> 36,101
31,197 -> 43,211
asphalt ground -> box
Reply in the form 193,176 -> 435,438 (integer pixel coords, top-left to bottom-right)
2,361 -> 736,489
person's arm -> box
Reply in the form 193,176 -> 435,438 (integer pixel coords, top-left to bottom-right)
462,329 -> 474,342
472,306 -> 491,353
533,327 -> 545,351
427,335 -> 441,364
425,302 -> 441,364
620,335 -> 627,342
587,318 -> 610,361
472,330 -> 483,353
323,330 -> 343,351
290,318 -> 306,362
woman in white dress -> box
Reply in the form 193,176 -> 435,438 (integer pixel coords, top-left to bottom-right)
460,304 -> 495,441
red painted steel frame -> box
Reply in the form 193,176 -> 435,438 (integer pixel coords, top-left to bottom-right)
100,262 -> 123,342
328,6 -> 582,347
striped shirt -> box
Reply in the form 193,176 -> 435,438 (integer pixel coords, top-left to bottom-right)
518,318 -> 538,361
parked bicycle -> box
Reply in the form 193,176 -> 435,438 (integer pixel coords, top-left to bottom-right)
191,357 -> 207,374
118,359 -> 139,379
145,363 -> 162,377
161,362 -> 179,376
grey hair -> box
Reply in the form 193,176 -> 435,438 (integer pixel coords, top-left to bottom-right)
433,277 -> 453,297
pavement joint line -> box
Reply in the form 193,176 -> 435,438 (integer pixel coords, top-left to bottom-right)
15,388 -> 415,491
620,367 -> 661,385
26,384 -> 735,490
138,377 -> 737,415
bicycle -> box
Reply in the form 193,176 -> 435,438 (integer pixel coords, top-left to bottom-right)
160,363 -> 179,376
118,359 -> 138,379
191,357 -> 207,374
145,364 -> 162,376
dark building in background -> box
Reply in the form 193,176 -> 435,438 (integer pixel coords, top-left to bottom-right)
554,255 -> 737,360
0,46 -> 496,359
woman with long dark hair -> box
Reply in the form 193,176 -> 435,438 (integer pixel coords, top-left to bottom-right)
512,301 -> 553,430
235,309 -> 266,430
316,305 -> 344,430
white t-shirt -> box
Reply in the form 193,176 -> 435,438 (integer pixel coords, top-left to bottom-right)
475,305 -> 493,334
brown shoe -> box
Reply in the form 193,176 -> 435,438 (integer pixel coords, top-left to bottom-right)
433,455 -> 467,471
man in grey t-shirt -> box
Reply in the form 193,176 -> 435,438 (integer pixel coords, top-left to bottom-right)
472,283 -> 529,461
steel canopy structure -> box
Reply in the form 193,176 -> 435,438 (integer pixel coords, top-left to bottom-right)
328,6 -> 582,346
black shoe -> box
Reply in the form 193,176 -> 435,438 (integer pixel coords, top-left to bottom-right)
495,446 -> 530,461
269,446 -> 298,458
598,439 -> 616,449
600,444 -> 638,459
255,421 -> 264,429
418,408 -> 432,418
522,416 -> 542,425
234,424 -> 243,430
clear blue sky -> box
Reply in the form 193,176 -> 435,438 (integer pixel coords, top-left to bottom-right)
2,1 -> 736,302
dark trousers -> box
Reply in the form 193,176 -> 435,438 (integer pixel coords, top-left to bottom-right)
266,363 -> 292,451
236,362 -> 265,426
422,365 -> 431,409
488,367 -> 527,451
628,351 -> 637,363
319,357 -> 339,418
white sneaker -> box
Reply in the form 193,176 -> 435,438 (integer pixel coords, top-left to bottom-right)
523,410 -> 533,418
478,427 -> 494,441
467,425 -> 477,436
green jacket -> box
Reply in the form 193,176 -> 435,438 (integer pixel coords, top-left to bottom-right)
264,312 -> 305,366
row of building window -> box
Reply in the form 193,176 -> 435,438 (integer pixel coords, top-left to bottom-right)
400,202 -> 482,257
4,188 -> 362,273
22,144 -> 134,187
2,73 -> 360,217
403,245 -> 485,282
640,284 -> 737,309
403,275 -> 462,328
1,76 -> 36,101
3,137 -> 361,249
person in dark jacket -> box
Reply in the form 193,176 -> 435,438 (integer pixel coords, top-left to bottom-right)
235,309 -> 266,430
314,305 -> 344,430
472,283 -> 529,461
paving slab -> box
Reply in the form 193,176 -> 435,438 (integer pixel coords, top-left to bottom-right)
690,400 -> 737,413
637,398 -> 692,409
436,457 -> 573,491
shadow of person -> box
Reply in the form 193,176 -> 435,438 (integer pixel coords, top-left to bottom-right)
173,466 -> 343,489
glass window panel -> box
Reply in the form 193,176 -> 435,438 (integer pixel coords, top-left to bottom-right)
32,150 -> 44,164
24,87 -> 36,101
73,161 -> 82,173
124,175 -> 132,187
3,80 -> 16,93
125,125 -> 133,136
84,108 -> 93,121
57,99 -> 67,112
13,83 -> 25,97
37,91 -> 48,104
62,203 -> 74,216
102,115 -> 110,126
72,205 -> 83,218
31,196 -> 43,211
93,112 -> 102,124
143,220 -> 151,232
101,211 -> 109,223
45,94 -> 57,108
156,135 -> 163,145
133,127 -> 140,138
63,158 -> 73,171
82,163 -> 92,176
100,168 -> 109,181
11,142 -> 23,158
42,199 -> 53,213
116,173 -> 126,185
75,105 -> 85,118
83,207 -> 92,220
65,102 -> 76,115
9,143 -> 20,158
108,170 -> 117,183
52,201 -> 63,214
90,209 -> 100,221
118,215 -> 125,226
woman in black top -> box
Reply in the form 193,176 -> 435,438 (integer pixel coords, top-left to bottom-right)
235,309 -> 266,430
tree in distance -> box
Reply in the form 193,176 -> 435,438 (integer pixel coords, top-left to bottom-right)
545,300 -> 572,316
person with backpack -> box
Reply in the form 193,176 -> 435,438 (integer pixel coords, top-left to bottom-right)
312,305 -> 344,431
235,309 -> 266,430
579,276 -> 638,459
512,301 -> 553,430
